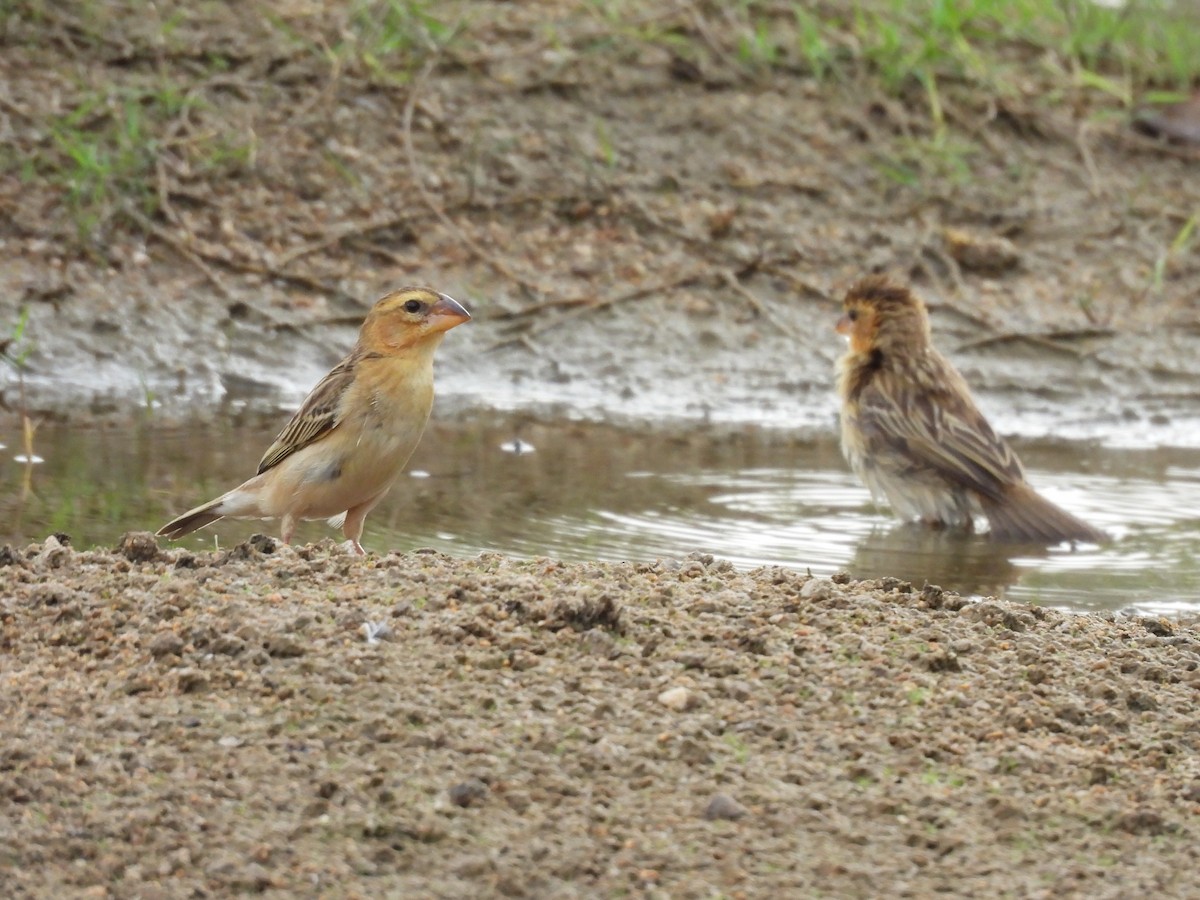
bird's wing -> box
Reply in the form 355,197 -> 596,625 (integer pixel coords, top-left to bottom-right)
855,375 -> 1024,503
256,356 -> 359,474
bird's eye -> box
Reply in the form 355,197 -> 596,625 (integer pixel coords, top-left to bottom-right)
403,299 -> 423,314
846,309 -> 858,322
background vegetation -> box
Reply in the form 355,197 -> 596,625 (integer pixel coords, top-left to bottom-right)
1,0 -> 1196,258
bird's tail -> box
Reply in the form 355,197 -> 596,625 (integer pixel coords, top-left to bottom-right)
157,498 -> 225,541
980,483 -> 1106,544
157,488 -> 259,541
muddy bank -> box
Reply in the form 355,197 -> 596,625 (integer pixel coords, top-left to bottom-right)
2,3 -> 1200,444
2,534 -> 1198,896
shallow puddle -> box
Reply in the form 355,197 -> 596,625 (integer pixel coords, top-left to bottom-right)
2,415 -> 1198,616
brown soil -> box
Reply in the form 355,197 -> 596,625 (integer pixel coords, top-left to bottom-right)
2,4 -> 1200,897
3,534 -> 1199,897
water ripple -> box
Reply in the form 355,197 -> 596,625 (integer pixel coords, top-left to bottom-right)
5,419 -> 1199,616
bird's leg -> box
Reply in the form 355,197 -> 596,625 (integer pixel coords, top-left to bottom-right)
281,514 -> 297,545
341,491 -> 387,556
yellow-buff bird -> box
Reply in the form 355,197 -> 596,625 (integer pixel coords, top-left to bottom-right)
158,287 -> 470,554
837,275 -> 1105,544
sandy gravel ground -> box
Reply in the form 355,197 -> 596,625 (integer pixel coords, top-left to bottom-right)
2,533 -> 1198,898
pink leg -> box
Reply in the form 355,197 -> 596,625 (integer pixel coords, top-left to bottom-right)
341,491 -> 388,556
281,514 -> 297,545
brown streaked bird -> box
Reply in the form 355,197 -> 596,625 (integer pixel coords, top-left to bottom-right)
158,287 -> 471,554
836,275 -> 1105,544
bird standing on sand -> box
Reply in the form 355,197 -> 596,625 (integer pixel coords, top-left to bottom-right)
158,287 -> 471,554
836,275 -> 1104,544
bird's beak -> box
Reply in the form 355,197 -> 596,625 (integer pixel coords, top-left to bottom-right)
835,314 -> 852,336
428,293 -> 472,332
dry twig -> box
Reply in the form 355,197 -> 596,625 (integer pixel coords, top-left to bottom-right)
1075,121 -> 1104,198
520,270 -> 709,338
953,332 -> 1091,357
717,269 -> 801,338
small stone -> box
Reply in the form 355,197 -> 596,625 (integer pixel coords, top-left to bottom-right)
302,800 -> 328,819
703,793 -> 748,821
123,676 -> 155,695
454,854 -> 492,877
211,635 -> 247,656
721,680 -> 754,701
221,534 -> 278,563
36,534 -> 71,569
657,686 -> 701,712
266,635 -> 305,658
231,862 -> 275,891
800,578 -> 834,601
925,649 -> 961,673
448,778 -> 489,808
250,843 -> 273,864
579,628 -> 617,657
116,531 -> 162,563
176,669 -> 209,694
678,738 -> 713,765
509,650 -> 539,671
504,791 -> 532,813
1126,690 -> 1158,712
148,632 -> 185,659
247,533 -> 278,554
317,781 -> 339,799
1138,617 -> 1174,637
1116,808 -> 1168,835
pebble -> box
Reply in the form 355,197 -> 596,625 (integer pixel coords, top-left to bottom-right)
509,649 -> 540,671
176,669 -> 209,693
149,631 -> 185,658
265,635 -> 305,658
36,534 -> 71,569
657,686 -> 701,711
116,531 -> 162,563
801,578 -> 834,601
703,793 -> 748,821
448,778 -> 490,808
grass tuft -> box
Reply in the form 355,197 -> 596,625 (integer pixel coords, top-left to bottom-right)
717,0 -> 1200,97
27,82 -> 252,253
331,0 -> 462,85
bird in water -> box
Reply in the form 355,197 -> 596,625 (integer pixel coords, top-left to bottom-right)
836,275 -> 1104,544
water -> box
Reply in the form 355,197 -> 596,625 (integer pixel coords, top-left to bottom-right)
2,415 -> 1198,616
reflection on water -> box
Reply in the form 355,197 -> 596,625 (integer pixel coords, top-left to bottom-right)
1,414 -> 1198,616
